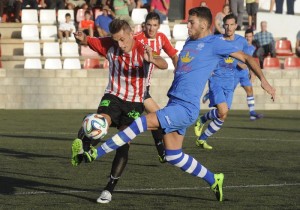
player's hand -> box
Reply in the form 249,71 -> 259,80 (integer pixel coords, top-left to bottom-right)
143,44 -> 154,63
261,79 -> 276,102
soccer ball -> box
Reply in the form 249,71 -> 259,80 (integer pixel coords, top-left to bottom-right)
82,114 -> 108,140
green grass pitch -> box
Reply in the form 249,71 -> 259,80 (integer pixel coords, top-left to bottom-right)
0,110 -> 299,209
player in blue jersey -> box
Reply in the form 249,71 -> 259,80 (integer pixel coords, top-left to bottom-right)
72,7 -> 276,202
194,14 -> 247,150
234,28 -> 263,120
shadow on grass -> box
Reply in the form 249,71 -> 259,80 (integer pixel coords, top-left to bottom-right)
0,134 -> 71,142
0,148 -> 65,159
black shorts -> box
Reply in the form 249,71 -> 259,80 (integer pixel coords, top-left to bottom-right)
246,2 -> 258,16
144,86 -> 152,100
97,93 -> 144,128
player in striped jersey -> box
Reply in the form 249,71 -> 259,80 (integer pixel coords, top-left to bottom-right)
135,12 -> 178,163
72,18 -> 168,203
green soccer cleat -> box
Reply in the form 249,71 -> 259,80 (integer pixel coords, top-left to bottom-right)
195,139 -> 213,150
211,173 -> 224,202
83,146 -> 98,163
194,117 -> 205,137
158,154 -> 167,163
71,138 -> 84,166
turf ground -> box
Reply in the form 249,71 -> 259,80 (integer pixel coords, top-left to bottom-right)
0,110 -> 299,210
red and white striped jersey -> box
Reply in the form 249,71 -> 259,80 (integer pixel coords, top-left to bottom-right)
87,36 -> 149,103
134,31 -> 177,86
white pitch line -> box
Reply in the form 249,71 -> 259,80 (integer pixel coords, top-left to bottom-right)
13,183 -> 300,196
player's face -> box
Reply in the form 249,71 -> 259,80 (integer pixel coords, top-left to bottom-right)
224,18 -> 237,37
187,15 -> 202,40
112,29 -> 134,53
145,19 -> 160,38
245,32 -> 253,45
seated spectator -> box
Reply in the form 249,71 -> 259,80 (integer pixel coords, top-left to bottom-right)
22,0 -> 38,9
246,0 -> 259,30
296,30 -> 300,57
66,0 -> 86,9
214,4 -> 230,35
95,5 -> 115,37
254,21 -> 276,68
58,13 -> 76,43
0,0 -> 21,23
79,10 -> 95,37
140,0 -> 150,11
150,0 -> 169,24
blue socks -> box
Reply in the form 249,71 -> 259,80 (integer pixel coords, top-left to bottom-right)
96,116 -> 147,158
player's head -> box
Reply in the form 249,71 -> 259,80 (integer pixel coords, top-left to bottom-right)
245,28 -> 254,45
109,18 -> 134,53
187,7 -> 212,39
223,13 -> 238,37
144,12 -> 160,38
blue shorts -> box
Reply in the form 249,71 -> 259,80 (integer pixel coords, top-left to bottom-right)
156,97 -> 199,135
234,69 -> 252,88
208,77 -> 234,109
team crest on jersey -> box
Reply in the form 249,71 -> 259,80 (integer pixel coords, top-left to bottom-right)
180,51 -> 194,63
224,57 -> 235,63
196,42 -> 205,50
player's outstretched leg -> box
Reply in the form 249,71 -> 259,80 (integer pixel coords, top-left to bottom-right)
165,149 -> 224,201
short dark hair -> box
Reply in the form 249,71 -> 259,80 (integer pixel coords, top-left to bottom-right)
145,12 -> 161,24
245,28 -> 253,35
223,13 -> 237,24
65,13 -> 71,18
188,7 -> 212,28
84,10 -> 91,16
109,18 -> 132,34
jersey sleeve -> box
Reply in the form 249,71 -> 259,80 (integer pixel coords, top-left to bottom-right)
214,36 -> 239,57
160,33 -> 178,57
87,36 -> 114,57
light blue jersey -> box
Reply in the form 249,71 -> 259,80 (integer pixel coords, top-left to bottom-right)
156,35 -> 238,135
234,39 -> 255,88
208,34 -> 248,108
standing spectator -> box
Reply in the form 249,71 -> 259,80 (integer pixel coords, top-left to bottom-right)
246,0 -> 259,30
254,21 -> 276,68
95,5 -> 115,37
113,0 -> 133,27
58,13 -> 76,43
230,0 -> 244,30
79,10 -> 95,37
214,4 -> 230,34
22,0 -> 38,9
150,0 -> 170,24
275,0 -> 295,15
44,0 -> 65,9
0,0 -> 21,23
296,30 -> 300,57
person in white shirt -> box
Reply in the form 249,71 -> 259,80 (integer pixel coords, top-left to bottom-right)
58,13 -> 76,43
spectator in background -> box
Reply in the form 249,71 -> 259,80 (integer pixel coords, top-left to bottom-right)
66,0 -> 86,9
254,21 -> 276,68
0,0 -> 21,23
200,1 -> 208,7
22,0 -> 38,9
230,0 -> 244,30
113,0 -> 134,27
79,10 -> 95,37
275,0 -> 295,15
214,4 -> 230,34
58,13 -> 76,43
95,5 -> 115,37
43,0 -> 65,9
150,0 -> 170,24
246,0 -> 259,30
140,0 -> 150,11
296,30 -> 300,57
270,0 -> 275,12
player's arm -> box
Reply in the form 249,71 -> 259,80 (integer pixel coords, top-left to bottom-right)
230,51 -> 276,101
171,54 -> 178,69
144,45 -> 168,69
